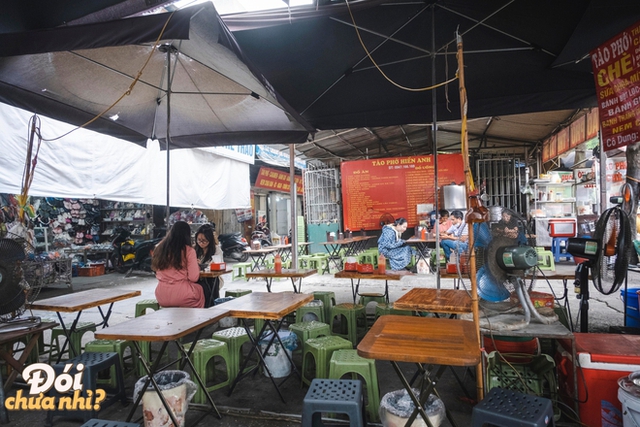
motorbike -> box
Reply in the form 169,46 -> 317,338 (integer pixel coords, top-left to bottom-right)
251,221 -> 272,247
110,228 -> 163,276
219,232 -> 249,262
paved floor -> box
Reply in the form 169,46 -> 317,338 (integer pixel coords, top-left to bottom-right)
2,260 -> 630,426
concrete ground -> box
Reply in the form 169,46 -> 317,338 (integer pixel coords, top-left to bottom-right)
2,259 -> 633,427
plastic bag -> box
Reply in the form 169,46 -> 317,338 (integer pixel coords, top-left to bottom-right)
134,370 -> 197,427
379,388 -> 445,427
258,330 -> 298,378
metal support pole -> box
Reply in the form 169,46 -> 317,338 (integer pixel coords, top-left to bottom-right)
290,145 -> 298,269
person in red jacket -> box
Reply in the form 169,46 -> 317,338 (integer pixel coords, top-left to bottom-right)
152,220 -> 204,308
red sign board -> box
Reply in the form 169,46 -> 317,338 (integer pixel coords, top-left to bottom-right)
254,167 -> 303,195
586,109 -> 599,139
591,20 -> 640,151
569,115 -> 586,148
340,154 -> 465,231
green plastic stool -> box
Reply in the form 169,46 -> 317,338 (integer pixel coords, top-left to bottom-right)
536,247 -> 555,271
49,321 -> 97,362
184,338 -> 231,404
135,299 -> 160,318
358,252 -> 377,268
296,300 -> 326,323
329,349 -> 381,422
309,253 -> 330,274
359,293 -> 386,308
330,303 -> 367,347
289,321 -> 331,353
232,262 -> 252,281
84,339 -> 136,388
374,303 -> 414,319
298,255 -> 314,269
212,327 -> 252,382
313,291 -> 336,323
225,289 -> 252,298
301,336 -> 353,386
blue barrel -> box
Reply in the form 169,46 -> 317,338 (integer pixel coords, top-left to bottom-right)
621,288 -> 640,327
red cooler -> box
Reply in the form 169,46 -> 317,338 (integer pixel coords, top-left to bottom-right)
556,333 -> 640,427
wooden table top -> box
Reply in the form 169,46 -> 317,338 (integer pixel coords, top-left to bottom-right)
199,269 -> 231,278
0,321 -> 58,345
244,247 -> 278,255
320,235 -> 376,245
246,268 -> 317,279
270,242 -> 312,250
334,269 -> 412,281
357,315 -> 481,366
220,292 -> 313,320
28,288 -> 141,312
95,306 -> 230,342
394,288 -> 473,314
406,236 -> 437,243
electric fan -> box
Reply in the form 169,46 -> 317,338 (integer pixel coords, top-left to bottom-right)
379,213 -> 395,227
473,208 -> 556,330
0,237 -> 42,332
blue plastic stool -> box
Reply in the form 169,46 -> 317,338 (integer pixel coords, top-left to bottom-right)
472,387 -> 555,426
551,237 -> 573,262
302,379 -> 365,427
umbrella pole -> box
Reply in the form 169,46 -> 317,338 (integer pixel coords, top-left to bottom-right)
161,44 -> 176,228
290,145 -> 298,269
431,5 -> 441,289
457,33 -> 484,402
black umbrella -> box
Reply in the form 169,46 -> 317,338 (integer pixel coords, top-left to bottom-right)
223,0 -> 640,130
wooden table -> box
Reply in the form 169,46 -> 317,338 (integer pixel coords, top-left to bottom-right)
394,288 -> 472,315
0,321 -> 57,393
270,242 -> 312,263
406,236 -> 437,269
28,288 -> 141,361
358,315 -> 480,427
321,235 -> 376,271
199,269 -> 231,306
221,292 -> 314,402
245,268 -> 316,293
243,247 -> 278,271
335,269 -> 412,303
96,306 -> 230,427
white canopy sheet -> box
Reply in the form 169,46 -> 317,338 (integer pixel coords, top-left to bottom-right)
0,104 -> 250,209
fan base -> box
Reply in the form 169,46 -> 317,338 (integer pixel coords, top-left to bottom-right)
0,316 -> 41,333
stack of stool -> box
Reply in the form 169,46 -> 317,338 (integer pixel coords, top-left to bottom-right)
330,303 -> 367,347
84,339 -> 136,387
302,336 -> 352,386
46,352 -> 126,425
289,321 -> 331,353
211,327 -> 251,382
302,379 -> 365,427
551,237 -> 573,263
472,387 -> 555,426
329,349 -> 380,422
313,291 -> 336,323
184,338 -> 232,404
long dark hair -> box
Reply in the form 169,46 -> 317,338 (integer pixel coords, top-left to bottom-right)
195,224 -> 217,262
152,221 -> 192,271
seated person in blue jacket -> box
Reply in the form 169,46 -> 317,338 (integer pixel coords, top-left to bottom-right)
378,217 -> 416,270
439,210 -> 469,261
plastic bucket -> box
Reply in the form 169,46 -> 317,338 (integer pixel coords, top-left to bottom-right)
135,371 -> 196,427
619,387 -> 640,427
620,288 -> 640,328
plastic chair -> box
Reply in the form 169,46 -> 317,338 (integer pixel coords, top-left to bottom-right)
329,349 -> 380,422
289,321 -> 331,353
301,336 -> 352,386
472,387 -> 555,426
330,303 -> 367,347
46,352 -> 126,425
184,338 -> 231,404
302,379 -> 365,427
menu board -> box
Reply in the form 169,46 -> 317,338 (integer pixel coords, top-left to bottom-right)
591,20 -> 640,151
340,154 -> 464,230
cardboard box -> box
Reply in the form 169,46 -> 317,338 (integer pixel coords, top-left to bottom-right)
556,333 -> 640,427
78,264 -> 104,276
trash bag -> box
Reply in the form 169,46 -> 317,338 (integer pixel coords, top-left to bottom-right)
134,370 -> 197,427
379,388 -> 445,427
258,330 -> 298,378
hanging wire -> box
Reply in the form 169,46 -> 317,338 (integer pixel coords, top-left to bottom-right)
344,0 -> 458,92
37,11 -> 177,142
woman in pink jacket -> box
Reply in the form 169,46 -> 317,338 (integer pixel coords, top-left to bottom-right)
152,220 -> 205,308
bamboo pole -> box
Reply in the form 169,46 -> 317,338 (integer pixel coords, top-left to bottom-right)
457,33 -> 484,402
